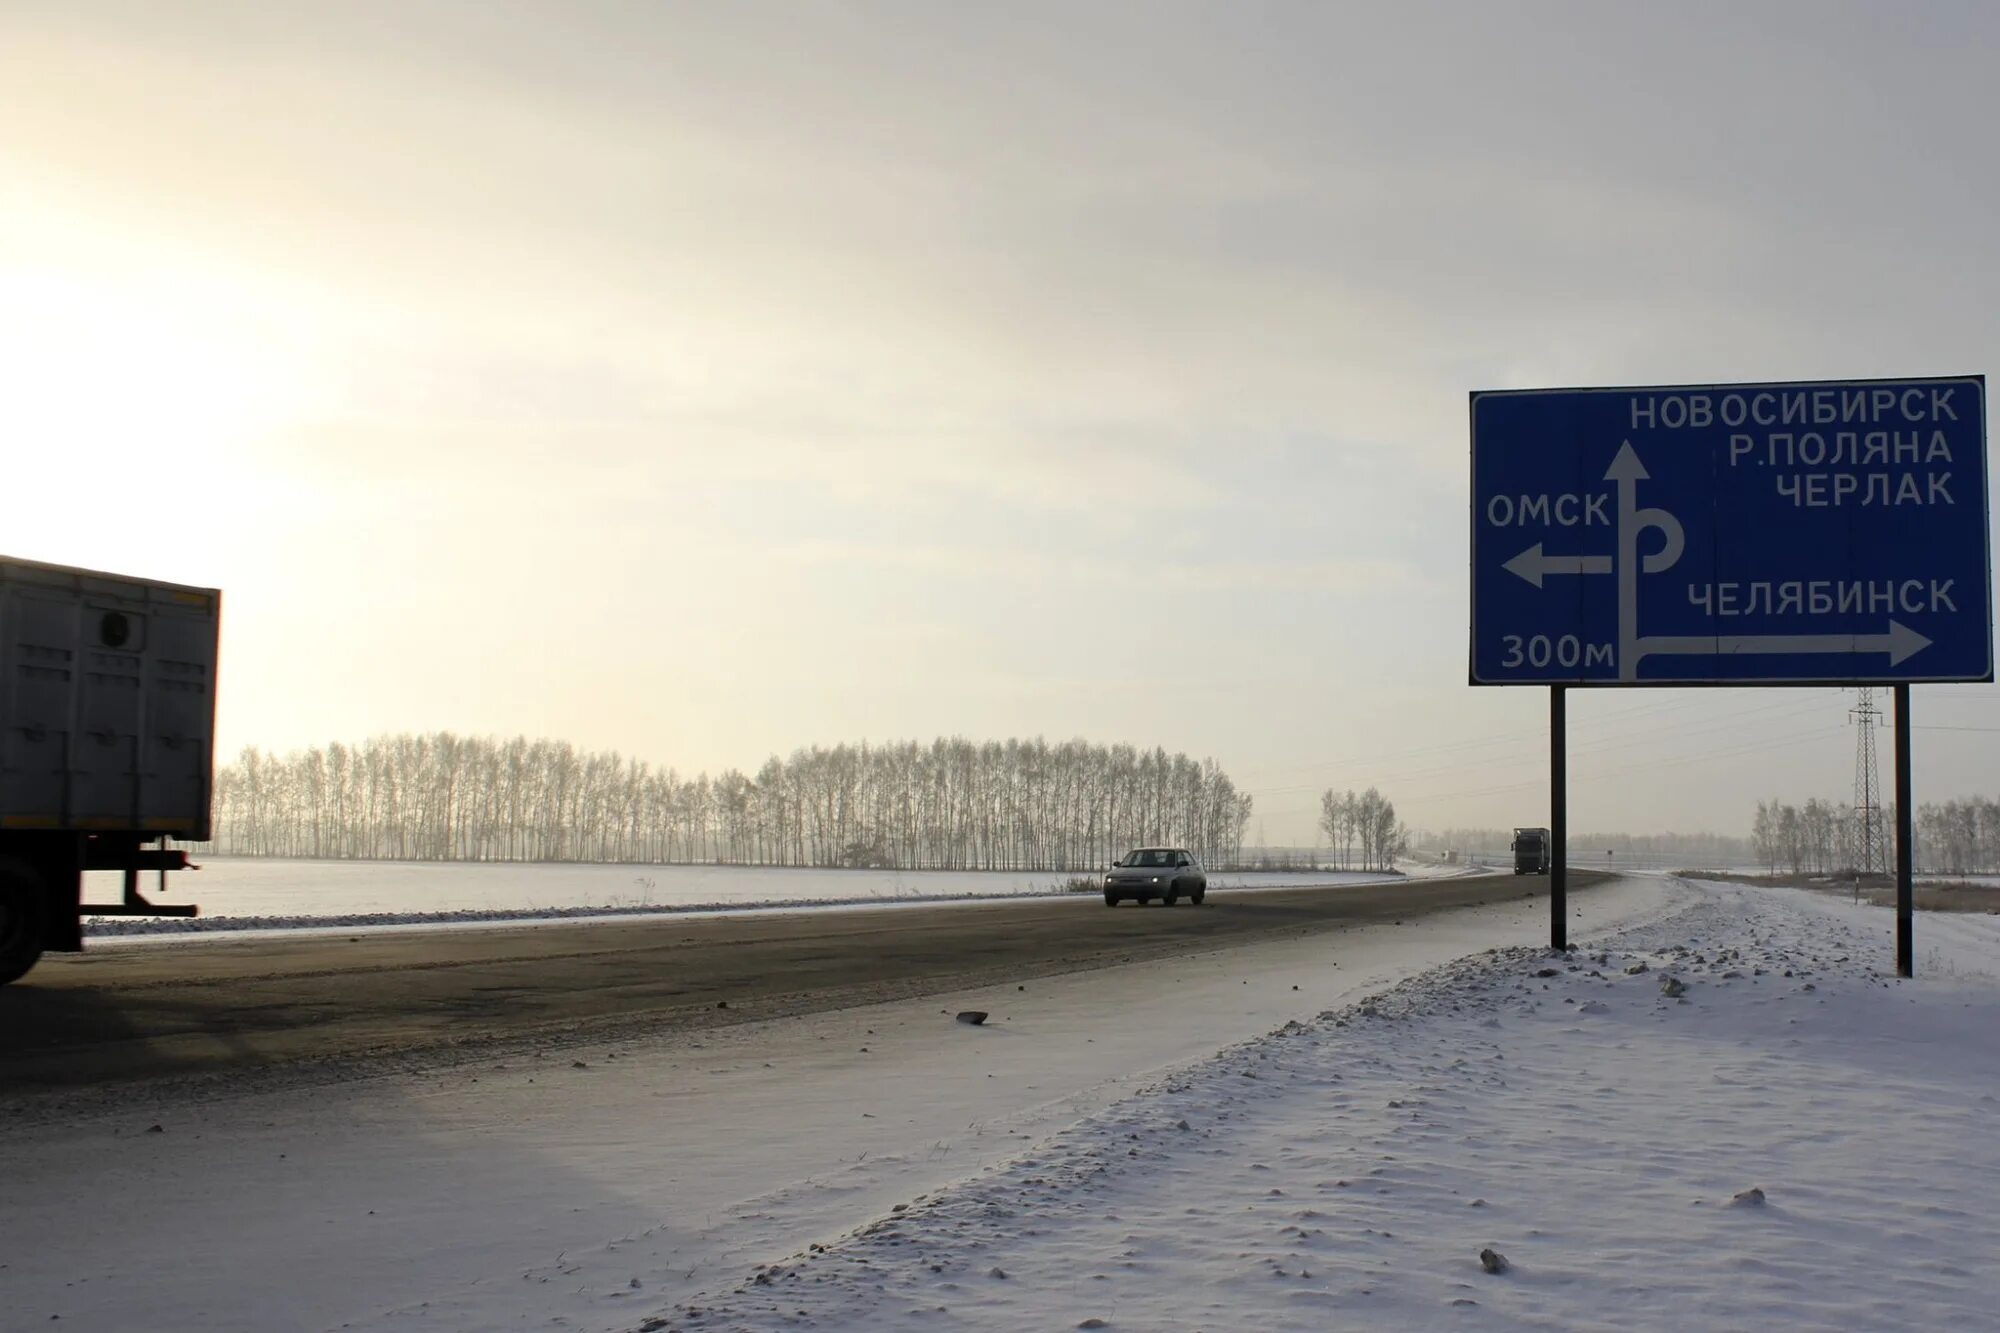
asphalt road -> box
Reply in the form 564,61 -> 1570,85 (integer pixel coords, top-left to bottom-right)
0,872 -> 1601,1101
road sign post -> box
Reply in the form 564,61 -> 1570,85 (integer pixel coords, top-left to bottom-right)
1470,377 -> 1991,970
1895,684 -> 1914,977
1551,685 -> 1566,952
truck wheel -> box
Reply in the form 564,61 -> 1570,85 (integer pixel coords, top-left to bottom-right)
0,859 -> 49,986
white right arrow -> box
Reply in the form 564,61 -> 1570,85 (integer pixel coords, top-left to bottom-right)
1637,620 -> 1933,668
1502,542 -> 1613,588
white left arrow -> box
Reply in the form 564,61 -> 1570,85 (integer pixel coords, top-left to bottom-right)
1503,542 -> 1613,588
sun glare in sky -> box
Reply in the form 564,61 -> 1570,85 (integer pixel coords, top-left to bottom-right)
5,4 -> 1997,839
0,258 -> 322,573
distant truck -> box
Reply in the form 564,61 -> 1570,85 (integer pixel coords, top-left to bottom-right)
1512,827 -> 1551,875
0,557 -> 217,984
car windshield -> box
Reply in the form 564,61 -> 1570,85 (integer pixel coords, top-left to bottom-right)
1125,849 -> 1174,867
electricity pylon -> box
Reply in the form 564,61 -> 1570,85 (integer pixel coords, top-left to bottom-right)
1850,687 -> 1884,877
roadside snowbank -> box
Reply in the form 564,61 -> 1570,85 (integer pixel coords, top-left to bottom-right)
664,880 -> 2000,1332
0,878 -> 1675,1333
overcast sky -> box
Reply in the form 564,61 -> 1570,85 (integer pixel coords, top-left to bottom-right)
4,1 -> 1996,843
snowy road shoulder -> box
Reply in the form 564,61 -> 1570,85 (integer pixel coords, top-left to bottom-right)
663,880 -> 2000,1332
0,877 -> 1676,1333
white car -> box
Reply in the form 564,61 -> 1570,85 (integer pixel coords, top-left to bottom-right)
1104,847 -> 1207,907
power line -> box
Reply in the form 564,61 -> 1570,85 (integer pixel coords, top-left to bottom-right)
1245,693 -> 1832,798
1244,692 -> 1791,788
1257,723 -> 1847,817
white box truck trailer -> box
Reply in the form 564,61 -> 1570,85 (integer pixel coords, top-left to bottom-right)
0,556 -> 218,983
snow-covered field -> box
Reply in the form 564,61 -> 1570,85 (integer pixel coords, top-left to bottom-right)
9,875 -> 1996,1331
82,858 -> 1446,936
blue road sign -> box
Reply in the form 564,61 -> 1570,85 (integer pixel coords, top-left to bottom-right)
1470,376 -> 1991,685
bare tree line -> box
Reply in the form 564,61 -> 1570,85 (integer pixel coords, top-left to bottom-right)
1318,787 -> 1406,871
1409,829 -> 1755,867
198,733 -> 1253,871
1754,796 -> 2000,876
1910,797 -> 2000,874
1751,799 -> 1866,875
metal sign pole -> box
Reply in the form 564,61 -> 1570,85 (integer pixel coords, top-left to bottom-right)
1894,683 -> 1914,978
1551,684 -> 1567,951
